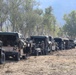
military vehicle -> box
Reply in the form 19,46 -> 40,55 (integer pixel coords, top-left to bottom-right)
54,37 -> 65,50
0,32 -> 26,61
63,38 -> 70,49
30,36 -> 52,55
69,39 -> 75,48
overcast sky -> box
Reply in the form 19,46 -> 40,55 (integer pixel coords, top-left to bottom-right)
37,0 -> 76,25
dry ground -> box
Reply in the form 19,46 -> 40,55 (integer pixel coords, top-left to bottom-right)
0,48 -> 76,75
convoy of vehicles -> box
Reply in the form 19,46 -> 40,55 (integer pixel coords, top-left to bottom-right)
0,31 -> 75,64
54,37 -> 75,50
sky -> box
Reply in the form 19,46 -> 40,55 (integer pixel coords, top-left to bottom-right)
37,0 -> 76,25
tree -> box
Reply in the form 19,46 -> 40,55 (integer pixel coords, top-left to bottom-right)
6,0 -> 22,32
34,8 -> 43,15
0,0 -> 60,37
21,0 -> 43,36
63,11 -> 76,39
0,0 -> 7,31
43,6 -> 56,36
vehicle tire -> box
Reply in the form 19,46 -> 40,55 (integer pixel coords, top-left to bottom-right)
0,53 -> 5,64
35,50 -> 39,56
15,53 -> 20,61
41,49 -> 46,55
22,55 -> 26,59
39,51 -> 42,55
60,44 -> 63,50
44,49 -> 48,55
5,56 -> 9,60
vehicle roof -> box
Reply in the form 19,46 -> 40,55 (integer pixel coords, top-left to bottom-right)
54,37 -> 70,41
69,39 -> 74,41
30,35 -> 48,38
0,32 -> 23,38
54,37 -> 63,40
0,32 -> 18,35
63,38 -> 69,40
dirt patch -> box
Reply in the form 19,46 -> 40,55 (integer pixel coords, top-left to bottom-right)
0,48 -> 76,75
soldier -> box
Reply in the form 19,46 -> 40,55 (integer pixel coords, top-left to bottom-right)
41,41 -> 45,55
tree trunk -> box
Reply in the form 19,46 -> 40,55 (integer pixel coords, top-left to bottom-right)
0,22 -> 3,31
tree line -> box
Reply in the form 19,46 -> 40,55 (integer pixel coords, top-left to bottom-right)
1,0 -> 75,39
0,0 -> 61,37
62,11 -> 76,39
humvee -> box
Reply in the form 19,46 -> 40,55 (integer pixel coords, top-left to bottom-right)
63,38 -> 71,49
0,32 -> 26,61
30,36 -> 51,55
69,39 -> 75,48
54,37 -> 65,50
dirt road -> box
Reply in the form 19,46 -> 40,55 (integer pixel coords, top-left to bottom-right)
0,49 -> 76,75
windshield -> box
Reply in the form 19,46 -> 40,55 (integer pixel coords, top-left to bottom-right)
31,37 -> 46,44
0,35 -> 18,46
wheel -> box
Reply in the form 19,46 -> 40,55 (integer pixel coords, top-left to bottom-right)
41,50 -> 44,55
44,49 -> 48,55
0,53 -> 5,64
15,53 -> 20,61
60,44 -> 63,50
22,55 -> 26,59
35,50 -> 39,56
5,56 -> 9,60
